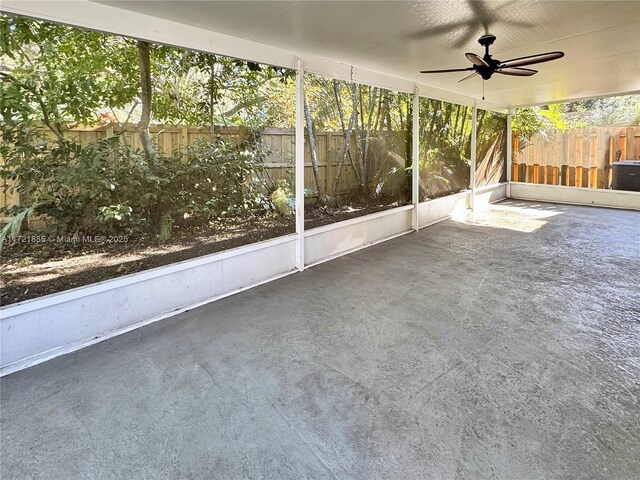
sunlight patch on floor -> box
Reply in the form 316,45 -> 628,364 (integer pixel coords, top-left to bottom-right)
453,202 -> 564,233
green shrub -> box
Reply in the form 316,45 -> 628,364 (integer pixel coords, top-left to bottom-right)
0,137 -> 149,234
0,135 -> 270,240
177,137 -> 269,221
270,179 -> 294,215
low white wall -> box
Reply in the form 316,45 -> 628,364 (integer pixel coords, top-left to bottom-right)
418,190 -> 469,227
475,183 -> 509,209
1,184 -> 510,376
0,235 -> 297,375
510,183 -> 640,210
417,183 -> 507,227
304,205 -> 414,266
304,183 -> 508,267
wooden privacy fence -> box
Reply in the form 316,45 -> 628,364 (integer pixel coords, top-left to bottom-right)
1,125 -> 402,210
5,123 -> 638,210
512,126 -> 640,188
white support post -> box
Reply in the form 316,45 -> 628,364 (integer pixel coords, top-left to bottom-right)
295,59 -> 305,271
470,101 -> 478,211
412,86 -> 420,231
506,107 -> 513,198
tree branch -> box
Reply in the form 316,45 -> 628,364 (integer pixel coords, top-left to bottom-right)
221,97 -> 265,118
0,71 -> 65,141
113,101 -> 139,134
136,40 -> 157,160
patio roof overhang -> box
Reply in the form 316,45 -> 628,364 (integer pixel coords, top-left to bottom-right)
3,0 -> 639,110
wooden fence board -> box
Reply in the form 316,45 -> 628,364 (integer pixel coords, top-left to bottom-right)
4,125 -> 413,209
513,125 -> 639,189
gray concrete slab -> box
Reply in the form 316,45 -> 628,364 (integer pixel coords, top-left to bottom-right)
1,200 -> 639,480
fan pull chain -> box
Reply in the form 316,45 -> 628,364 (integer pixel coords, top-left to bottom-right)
482,80 -> 485,100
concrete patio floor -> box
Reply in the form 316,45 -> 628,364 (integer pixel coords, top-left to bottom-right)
1,200 -> 639,479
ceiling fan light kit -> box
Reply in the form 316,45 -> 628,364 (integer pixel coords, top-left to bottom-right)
420,34 -> 564,99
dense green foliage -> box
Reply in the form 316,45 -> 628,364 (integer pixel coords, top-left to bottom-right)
418,99 -> 473,198
0,16 -> 138,142
418,100 -> 506,198
3,13 -> 636,246
0,14 -> 293,243
0,136 -> 269,236
0,14 -> 294,132
304,75 -> 412,203
513,95 -> 640,139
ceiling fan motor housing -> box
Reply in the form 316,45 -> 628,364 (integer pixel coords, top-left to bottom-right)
478,34 -> 499,79
478,34 -> 496,47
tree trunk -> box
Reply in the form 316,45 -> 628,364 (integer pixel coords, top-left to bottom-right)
363,87 -> 378,183
404,97 -> 412,166
372,93 -> 383,133
426,100 -> 439,147
136,40 -> 157,160
331,81 -> 357,196
209,56 -> 216,141
453,105 -> 461,140
458,106 -> 469,140
303,96 -> 324,197
352,85 -> 365,187
137,40 -> 170,239
473,109 -> 487,159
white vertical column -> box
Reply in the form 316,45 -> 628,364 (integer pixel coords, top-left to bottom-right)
506,107 -> 513,198
412,86 -> 420,232
470,101 -> 478,211
295,59 -> 305,271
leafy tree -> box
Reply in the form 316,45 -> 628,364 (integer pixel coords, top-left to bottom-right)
512,107 -> 553,140
563,94 -> 640,127
418,98 -> 473,198
0,13 -> 294,137
0,14 -> 138,141
1,13 -> 296,245
304,74 -> 412,202
513,94 -> 640,142
146,45 -> 294,131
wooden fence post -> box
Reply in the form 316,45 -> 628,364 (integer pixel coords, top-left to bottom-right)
608,135 -> 615,188
325,132 -> 332,195
575,166 -> 583,187
619,130 -> 627,160
574,130 -> 582,187
511,131 -> 519,183
563,130 -> 568,185
626,126 -> 638,159
180,127 -> 188,152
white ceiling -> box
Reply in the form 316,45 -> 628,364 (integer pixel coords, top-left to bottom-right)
99,1 -> 639,106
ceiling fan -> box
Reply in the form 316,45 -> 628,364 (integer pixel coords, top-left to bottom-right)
420,34 -> 564,94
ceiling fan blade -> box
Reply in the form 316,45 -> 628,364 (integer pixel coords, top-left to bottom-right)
499,51 -> 564,68
458,71 -> 479,83
465,53 -> 489,67
495,67 -> 538,77
420,67 -> 475,74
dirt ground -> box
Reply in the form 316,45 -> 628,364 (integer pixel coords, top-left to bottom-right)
1,200 -> 407,305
